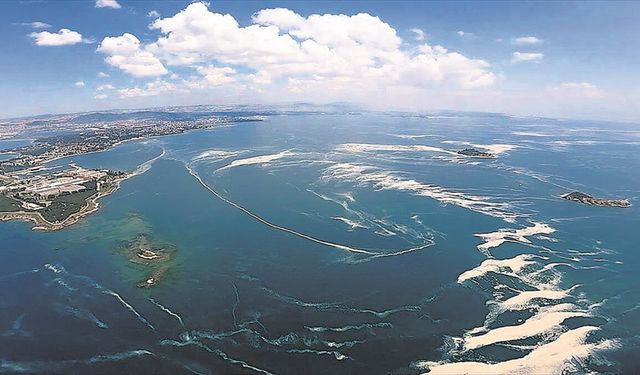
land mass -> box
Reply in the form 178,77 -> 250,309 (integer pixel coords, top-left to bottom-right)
0,108 -> 265,230
562,191 -> 630,208
457,148 -> 495,158
0,165 -> 128,230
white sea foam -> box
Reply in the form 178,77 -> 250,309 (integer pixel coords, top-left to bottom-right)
130,148 -> 165,176
88,350 -> 154,363
331,216 -> 368,230
305,322 -> 393,333
457,254 -> 538,283
512,131 -> 553,137
287,349 -> 350,361
417,326 -> 613,375
187,165 -> 432,258
44,263 -> 66,274
103,290 -> 155,331
323,163 -> 518,222
336,143 -> 457,155
463,303 -> 588,351
149,298 -> 184,327
474,222 -> 555,256
499,288 -> 574,310
216,150 -> 293,172
192,149 -> 241,162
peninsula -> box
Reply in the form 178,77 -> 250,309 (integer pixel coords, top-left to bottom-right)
0,165 -> 128,230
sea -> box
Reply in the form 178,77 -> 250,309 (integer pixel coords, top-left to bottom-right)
0,110 -> 639,374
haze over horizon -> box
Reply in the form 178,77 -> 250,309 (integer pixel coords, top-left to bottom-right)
2,0 -> 639,122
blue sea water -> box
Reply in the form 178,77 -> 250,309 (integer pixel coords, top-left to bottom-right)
1,111 -> 639,374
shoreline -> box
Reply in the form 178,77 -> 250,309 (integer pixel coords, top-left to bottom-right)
0,175 -> 126,231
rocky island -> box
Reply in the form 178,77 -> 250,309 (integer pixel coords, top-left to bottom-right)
562,191 -> 631,208
457,148 -> 495,158
120,235 -> 174,288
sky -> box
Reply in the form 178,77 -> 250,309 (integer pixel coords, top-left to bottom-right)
1,0 -> 639,122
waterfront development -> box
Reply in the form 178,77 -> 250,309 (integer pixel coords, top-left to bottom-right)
0,107 -> 638,374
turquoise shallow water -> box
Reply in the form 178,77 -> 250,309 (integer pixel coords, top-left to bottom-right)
0,112 -> 639,374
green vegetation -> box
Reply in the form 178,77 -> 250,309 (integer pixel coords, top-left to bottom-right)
0,194 -> 21,212
39,181 -> 97,222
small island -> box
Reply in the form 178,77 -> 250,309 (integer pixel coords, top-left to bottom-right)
456,148 -> 495,158
562,191 -> 631,208
120,235 -> 174,288
0,165 -> 127,230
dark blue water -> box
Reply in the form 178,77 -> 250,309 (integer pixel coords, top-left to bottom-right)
1,112 -> 639,374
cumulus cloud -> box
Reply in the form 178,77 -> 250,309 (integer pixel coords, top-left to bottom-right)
97,33 -> 168,77
457,30 -> 473,37
100,2 -> 496,104
410,28 -> 426,41
29,28 -> 83,46
148,10 -> 160,18
95,0 -> 121,9
511,52 -> 544,63
97,72 -> 109,78
74,81 -> 85,87
94,94 -> 108,100
512,36 -> 543,45
197,65 -> 236,86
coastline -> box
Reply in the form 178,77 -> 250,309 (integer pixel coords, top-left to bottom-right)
0,175 -> 125,231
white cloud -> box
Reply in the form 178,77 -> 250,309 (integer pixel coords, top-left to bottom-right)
97,84 -> 115,90
97,72 -> 110,78
97,33 -> 168,77
457,30 -> 473,37
197,65 -> 236,86
30,21 -> 51,29
95,0 -> 121,9
553,82 -> 603,98
148,10 -> 160,18
29,28 -> 83,46
97,2 -> 496,107
74,81 -> 85,87
118,79 -> 184,98
410,28 -> 426,41
512,36 -> 543,45
511,52 -> 544,63
94,94 -> 108,100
